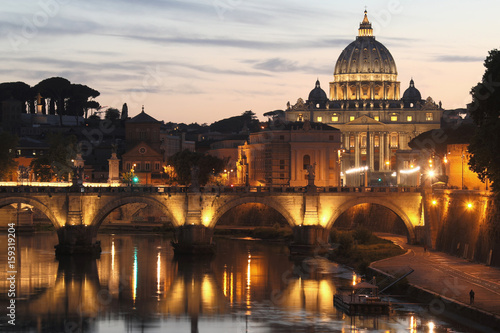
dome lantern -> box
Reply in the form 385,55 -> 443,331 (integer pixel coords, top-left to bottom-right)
358,10 -> 373,37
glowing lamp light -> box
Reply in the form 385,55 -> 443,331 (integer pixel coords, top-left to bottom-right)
467,202 -> 473,209
432,200 -> 437,205
133,176 -> 139,183
428,170 -> 435,177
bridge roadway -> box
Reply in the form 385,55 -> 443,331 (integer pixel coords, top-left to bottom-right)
0,185 -> 424,255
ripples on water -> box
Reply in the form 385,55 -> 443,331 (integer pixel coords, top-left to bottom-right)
0,232 -> 473,332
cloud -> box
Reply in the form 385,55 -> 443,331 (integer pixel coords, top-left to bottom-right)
434,55 -> 484,63
247,57 -> 330,74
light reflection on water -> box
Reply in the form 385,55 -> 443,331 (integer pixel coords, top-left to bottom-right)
0,232 -> 471,332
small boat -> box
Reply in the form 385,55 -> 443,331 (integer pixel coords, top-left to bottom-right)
334,281 -> 391,315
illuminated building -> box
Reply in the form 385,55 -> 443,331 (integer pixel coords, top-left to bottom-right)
121,107 -> 164,184
236,121 -> 341,187
284,11 -> 443,186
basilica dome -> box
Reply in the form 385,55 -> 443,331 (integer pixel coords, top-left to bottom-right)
330,11 -> 400,101
402,79 -> 422,107
308,79 -> 328,108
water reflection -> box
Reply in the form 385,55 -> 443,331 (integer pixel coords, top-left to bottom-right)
0,233 -> 469,332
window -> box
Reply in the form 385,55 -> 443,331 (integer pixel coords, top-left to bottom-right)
390,133 -> 398,148
407,115 -> 413,122
329,135 -> 334,141
374,135 -> 380,147
126,163 -> 131,171
332,116 -> 339,122
280,160 -> 285,170
155,162 -> 160,171
135,163 -> 141,171
317,116 -> 323,122
280,173 -> 285,179
361,134 -> 367,148
374,116 -> 379,121
139,130 -> 146,140
349,135 -> 355,148
426,113 -> 433,121
390,115 -> 398,122
349,116 -> 355,121
298,114 -> 303,121
279,135 -> 284,140
303,155 -> 310,170
145,162 -> 150,171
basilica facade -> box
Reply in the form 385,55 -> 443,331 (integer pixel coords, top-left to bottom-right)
284,11 -> 443,186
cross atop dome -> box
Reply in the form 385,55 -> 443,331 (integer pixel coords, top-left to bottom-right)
358,9 -> 373,37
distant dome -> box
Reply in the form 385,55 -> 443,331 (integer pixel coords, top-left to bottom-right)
308,79 -> 328,108
330,10 -> 400,101
402,79 -> 422,107
334,11 -> 397,76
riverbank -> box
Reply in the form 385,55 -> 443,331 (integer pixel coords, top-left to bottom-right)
327,229 -> 406,274
370,235 -> 500,332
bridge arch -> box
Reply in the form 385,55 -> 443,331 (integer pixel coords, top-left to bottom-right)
208,196 -> 297,228
90,196 -> 179,230
325,197 -> 416,242
0,196 -> 61,228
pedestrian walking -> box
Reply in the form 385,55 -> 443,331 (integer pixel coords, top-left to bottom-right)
469,289 -> 475,304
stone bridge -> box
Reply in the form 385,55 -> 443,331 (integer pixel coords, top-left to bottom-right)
0,185 -> 424,255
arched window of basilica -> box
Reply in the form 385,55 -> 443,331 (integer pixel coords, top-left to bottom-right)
361,134 -> 367,148
349,135 -> 355,148
303,155 -> 311,170
374,135 -> 380,148
390,133 -> 399,148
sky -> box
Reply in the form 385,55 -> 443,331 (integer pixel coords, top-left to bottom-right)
0,0 -> 498,124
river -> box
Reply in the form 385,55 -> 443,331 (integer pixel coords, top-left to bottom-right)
1,232 -> 476,332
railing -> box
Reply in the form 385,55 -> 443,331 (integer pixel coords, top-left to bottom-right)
0,184 -> 423,194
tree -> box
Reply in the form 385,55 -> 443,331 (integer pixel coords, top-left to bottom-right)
105,108 -> 120,121
468,49 -> 500,193
30,133 -> 77,181
66,83 -> 100,120
121,103 -> 128,120
209,110 -> 260,133
0,132 -> 18,180
168,150 -> 225,186
0,81 -> 35,113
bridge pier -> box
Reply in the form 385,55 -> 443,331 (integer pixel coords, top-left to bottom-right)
289,225 -> 330,256
172,224 -> 215,255
54,225 -> 101,257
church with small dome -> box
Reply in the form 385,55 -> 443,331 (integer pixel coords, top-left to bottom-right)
284,10 -> 443,186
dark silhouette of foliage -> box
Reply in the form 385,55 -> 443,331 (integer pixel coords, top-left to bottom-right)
209,110 -> 260,133
105,108 -> 120,121
0,81 -> 35,113
30,133 -> 77,181
468,49 -> 500,193
121,103 -> 128,120
66,83 -> 100,119
168,150 -> 225,185
0,132 -> 18,180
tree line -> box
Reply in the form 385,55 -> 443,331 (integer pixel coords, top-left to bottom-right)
0,77 -> 100,120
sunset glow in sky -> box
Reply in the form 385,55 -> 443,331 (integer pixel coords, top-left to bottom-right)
1,0 -> 498,124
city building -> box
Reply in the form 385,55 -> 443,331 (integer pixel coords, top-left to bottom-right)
121,107 -> 164,185
284,11 -> 443,186
236,121 -> 341,187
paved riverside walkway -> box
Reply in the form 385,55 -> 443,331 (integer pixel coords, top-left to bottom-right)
370,235 -> 500,318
